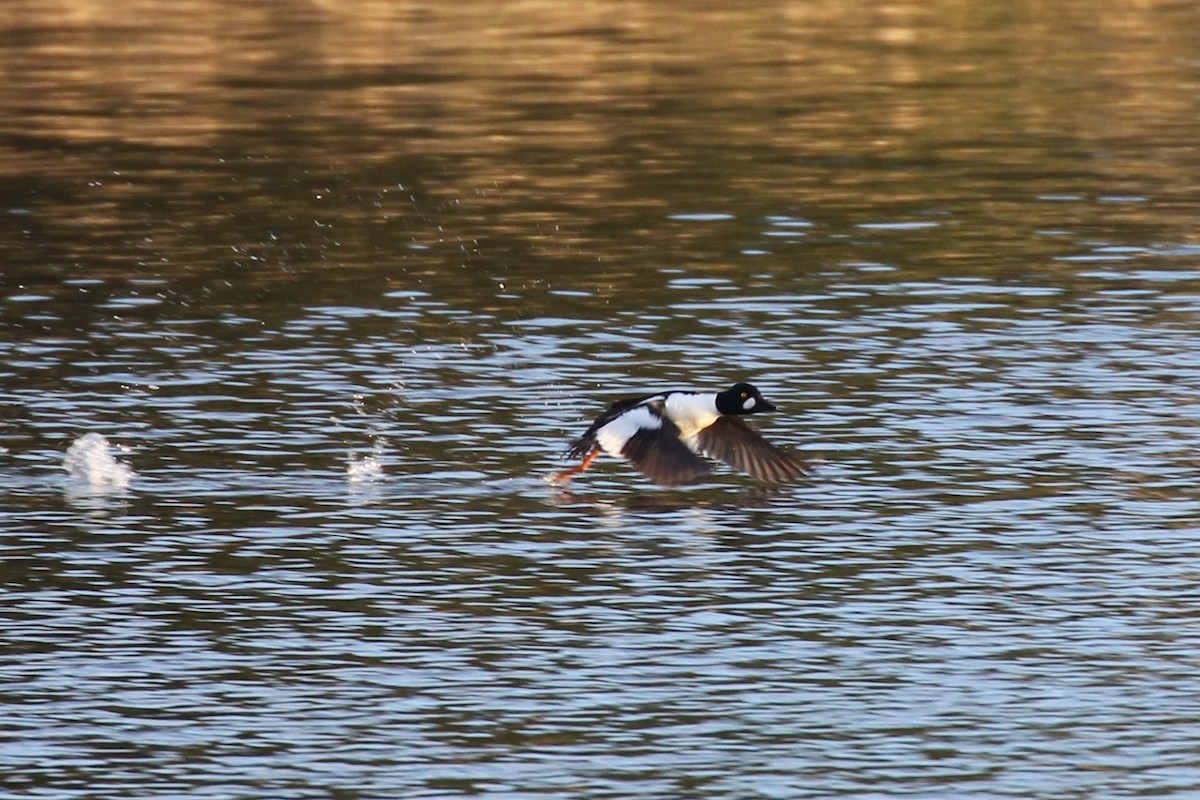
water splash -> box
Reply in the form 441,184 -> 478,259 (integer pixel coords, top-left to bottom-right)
63,433 -> 134,489
346,446 -> 384,485
342,393 -> 389,488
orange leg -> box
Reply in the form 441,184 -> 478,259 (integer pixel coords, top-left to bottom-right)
552,447 -> 602,484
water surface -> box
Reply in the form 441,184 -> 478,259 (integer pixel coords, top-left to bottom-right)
3,1 -> 1200,798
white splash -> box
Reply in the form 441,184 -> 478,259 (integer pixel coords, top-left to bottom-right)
346,448 -> 384,485
63,433 -> 134,489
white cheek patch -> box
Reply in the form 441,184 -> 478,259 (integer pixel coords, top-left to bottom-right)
597,405 -> 662,456
743,397 -> 756,411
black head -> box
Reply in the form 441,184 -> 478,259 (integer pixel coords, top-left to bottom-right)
715,382 -> 777,415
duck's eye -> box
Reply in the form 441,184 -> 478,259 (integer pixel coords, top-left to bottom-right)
740,391 -> 748,399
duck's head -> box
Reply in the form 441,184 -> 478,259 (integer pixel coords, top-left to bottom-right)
716,382 -> 777,415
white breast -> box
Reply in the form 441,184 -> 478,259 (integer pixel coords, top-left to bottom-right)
663,393 -> 719,442
596,403 -> 663,457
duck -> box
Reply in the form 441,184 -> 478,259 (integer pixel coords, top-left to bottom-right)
552,382 -> 809,486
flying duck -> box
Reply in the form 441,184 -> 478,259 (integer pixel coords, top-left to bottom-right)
552,382 -> 809,486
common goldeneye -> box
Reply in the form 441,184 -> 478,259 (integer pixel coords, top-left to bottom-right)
553,382 -> 809,486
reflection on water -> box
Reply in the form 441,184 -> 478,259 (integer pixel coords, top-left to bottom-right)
3,1 -> 1200,798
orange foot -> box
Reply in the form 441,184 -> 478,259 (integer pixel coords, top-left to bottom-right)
551,447 -> 601,484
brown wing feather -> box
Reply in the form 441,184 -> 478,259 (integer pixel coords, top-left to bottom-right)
622,419 -> 713,486
693,417 -> 809,482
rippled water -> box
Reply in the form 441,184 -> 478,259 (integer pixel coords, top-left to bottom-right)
4,1 -> 1200,797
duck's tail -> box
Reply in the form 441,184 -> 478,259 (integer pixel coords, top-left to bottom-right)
564,433 -> 598,460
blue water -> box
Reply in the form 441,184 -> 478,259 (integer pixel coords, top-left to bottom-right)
4,2 -> 1200,798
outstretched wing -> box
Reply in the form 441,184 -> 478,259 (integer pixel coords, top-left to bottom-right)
692,416 -> 809,482
622,416 -> 713,486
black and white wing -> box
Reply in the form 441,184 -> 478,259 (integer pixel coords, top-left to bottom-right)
566,393 -> 658,459
692,416 -> 809,482
621,414 -> 713,486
